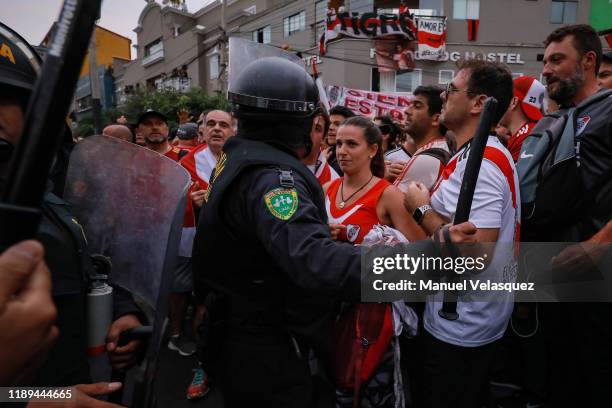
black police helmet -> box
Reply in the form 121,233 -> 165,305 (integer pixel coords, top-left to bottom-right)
229,57 -> 320,156
229,57 -> 319,120
0,22 -> 41,95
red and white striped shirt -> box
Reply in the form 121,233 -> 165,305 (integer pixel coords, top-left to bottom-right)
309,151 -> 340,186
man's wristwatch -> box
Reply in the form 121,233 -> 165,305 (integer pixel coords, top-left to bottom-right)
413,204 -> 433,225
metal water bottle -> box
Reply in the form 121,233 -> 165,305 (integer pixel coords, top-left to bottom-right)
86,255 -> 113,356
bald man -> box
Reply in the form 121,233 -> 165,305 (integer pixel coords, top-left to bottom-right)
103,124 -> 134,143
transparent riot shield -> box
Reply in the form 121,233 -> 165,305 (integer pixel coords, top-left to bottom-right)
64,135 -> 190,407
228,38 -> 318,114
228,37 -> 305,90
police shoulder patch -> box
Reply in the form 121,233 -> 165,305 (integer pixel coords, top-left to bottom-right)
264,188 -> 298,220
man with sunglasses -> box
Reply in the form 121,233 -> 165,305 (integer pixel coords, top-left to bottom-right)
404,59 -> 517,408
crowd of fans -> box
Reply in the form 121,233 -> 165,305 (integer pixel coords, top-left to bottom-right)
0,20 -> 611,408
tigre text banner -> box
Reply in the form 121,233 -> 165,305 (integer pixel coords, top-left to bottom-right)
320,11 -> 417,54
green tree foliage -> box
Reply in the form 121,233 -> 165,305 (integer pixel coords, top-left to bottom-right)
119,87 -> 230,129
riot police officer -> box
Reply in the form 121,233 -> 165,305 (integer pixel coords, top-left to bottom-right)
193,50 -> 476,407
0,22 -> 143,400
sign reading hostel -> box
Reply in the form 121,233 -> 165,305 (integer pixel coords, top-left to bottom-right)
368,49 -> 526,65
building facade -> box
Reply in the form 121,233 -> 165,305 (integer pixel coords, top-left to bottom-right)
41,24 -> 132,119
237,0 -> 605,94
120,0 -> 287,101
121,0 -> 609,100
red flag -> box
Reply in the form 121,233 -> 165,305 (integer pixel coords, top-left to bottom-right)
467,19 -> 479,41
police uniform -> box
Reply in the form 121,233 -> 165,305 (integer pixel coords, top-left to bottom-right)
192,52 -> 449,407
193,136 -> 361,407
34,192 -> 144,386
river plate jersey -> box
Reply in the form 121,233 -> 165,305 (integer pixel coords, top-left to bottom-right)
325,178 -> 390,244
426,136 -> 521,347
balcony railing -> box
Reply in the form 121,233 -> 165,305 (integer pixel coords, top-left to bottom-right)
157,77 -> 191,92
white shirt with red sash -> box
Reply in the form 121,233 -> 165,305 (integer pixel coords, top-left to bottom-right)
425,136 -> 521,347
308,150 -> 339,186
178,144 -> 217,257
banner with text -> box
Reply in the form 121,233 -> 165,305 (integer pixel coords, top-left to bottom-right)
327,85 -> 413,122
416,15 -> 447,61
320,10 -> 417,55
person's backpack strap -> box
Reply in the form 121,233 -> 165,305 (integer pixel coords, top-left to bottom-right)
416,147 -> 451,166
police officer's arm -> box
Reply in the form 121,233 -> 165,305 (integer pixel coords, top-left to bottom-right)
242,168 -> 362,301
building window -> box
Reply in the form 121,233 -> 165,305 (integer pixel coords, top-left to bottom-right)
396,69 -> 422,92
453,0 -> 479,20
144,38 -> 163,57
253,26 -> 271,44
315,1 -> 327,40
209,54 -> 220,80
244,5 -> 256,15
316,1 -> 327,22
439,69 -> 454,84
551,1 -> 577,24
284,11 -> 306,37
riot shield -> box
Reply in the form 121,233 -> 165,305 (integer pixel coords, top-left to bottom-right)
228,37 -> 305,90
228,38 -> 318,115
64,135 -> 190,407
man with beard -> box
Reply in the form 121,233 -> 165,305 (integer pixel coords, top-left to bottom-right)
518,24 -> 612,407
137,110 -> 187,160
393,86 -> 452,195
138,109 -> 196,358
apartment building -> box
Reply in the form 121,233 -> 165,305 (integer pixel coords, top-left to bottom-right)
236,0 -> 604,93
120,0 -> 286,100
122,0 -> 608,98
41,24 -> 132,119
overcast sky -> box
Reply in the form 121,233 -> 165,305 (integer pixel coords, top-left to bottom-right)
1,0 -> 212,59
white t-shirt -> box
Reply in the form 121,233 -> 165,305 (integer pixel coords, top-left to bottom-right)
424,136 -> 521,347
384,146 -> 411,163
394,138 -> 449,192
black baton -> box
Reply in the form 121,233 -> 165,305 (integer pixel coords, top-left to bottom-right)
438,97 -> 498,321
